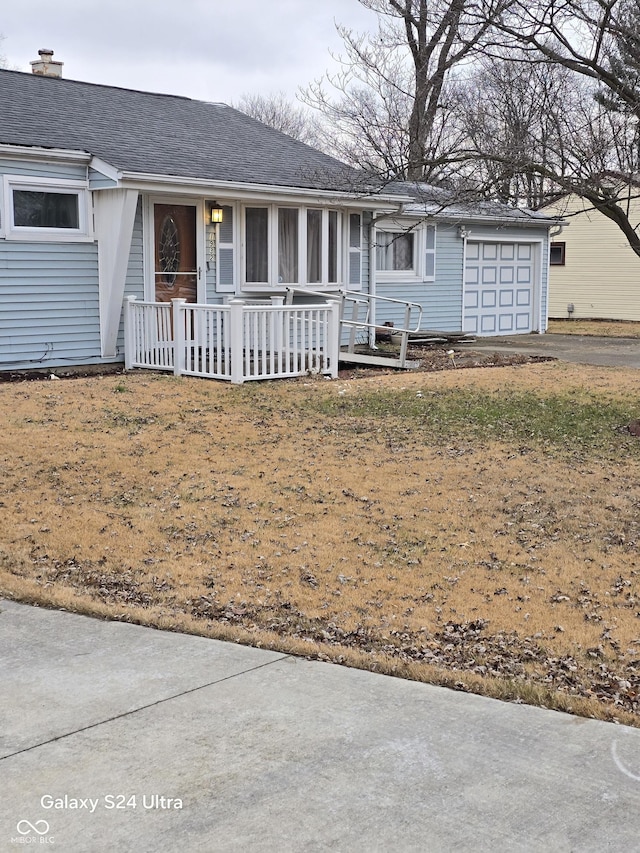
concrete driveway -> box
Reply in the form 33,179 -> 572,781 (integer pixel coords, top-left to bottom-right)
468,333 -> 640,369
2,599 -> 640,852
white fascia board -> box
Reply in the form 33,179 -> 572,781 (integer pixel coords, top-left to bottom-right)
118,171 -> 412,208
381,205 -> 564,227
441,213 -> 565,227
0,143 -> 91,164
89,156 -> 122,183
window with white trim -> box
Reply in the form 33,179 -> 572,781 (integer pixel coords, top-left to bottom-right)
376,231 -> 415,271
375,222 -> 435,281
2,176 -> 91,241
243,205 -> 342,288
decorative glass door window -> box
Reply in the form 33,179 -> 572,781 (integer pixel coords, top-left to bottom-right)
153,203 -> 198,303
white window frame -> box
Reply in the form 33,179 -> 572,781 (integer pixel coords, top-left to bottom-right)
241,204 -> 343,291
2,175 -> 92,241
374,220 -> 436,283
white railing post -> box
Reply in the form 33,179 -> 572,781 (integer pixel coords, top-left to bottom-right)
172,298 -> 186,377
124,296 -> 137,369
271,296 -> 284,373
229,300 -> 245,384
328,303 -> 340,378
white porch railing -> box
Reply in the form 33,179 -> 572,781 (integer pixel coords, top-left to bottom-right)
124,296 -> 340,384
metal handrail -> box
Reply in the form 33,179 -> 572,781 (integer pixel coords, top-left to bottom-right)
285,287 -> 423,334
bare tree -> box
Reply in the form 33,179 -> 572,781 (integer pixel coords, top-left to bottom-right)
302,0 -> 507,182
234,92 -> 321,145
456,50 -> 596,208
477,0 -> 640,254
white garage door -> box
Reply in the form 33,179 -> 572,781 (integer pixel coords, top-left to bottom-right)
464,242 -> 536,336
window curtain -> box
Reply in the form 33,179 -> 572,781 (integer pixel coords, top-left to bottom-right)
328,211 -> 338,283
246,208 -> 268,282
376,231 -> 414,271
307,210 -> 322,283
278,208 -> 298,283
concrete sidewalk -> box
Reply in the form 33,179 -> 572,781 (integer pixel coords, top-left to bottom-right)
2,599 -> 640,852
468,333 -> 640,369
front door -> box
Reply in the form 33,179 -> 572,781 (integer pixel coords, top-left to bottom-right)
154,203 -> 198,302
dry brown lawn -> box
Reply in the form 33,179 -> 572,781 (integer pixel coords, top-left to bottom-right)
548,319 -> 640,337
2,360 -> 640,724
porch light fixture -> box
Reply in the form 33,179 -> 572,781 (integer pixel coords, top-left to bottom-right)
209,202 -> 224,224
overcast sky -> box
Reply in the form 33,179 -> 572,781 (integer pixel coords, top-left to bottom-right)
1,0 -> 376,105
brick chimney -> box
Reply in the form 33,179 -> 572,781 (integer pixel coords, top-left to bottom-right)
30,49 -> 63,78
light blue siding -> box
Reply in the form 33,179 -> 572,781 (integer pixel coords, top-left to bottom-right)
88,168 -> 118,190
205,223 -> 217,301
361,212 -> 371,295
0,158 -> 88,181
0,241 -> 102,370
0,157 -> 100,369
375,222 -> 463,331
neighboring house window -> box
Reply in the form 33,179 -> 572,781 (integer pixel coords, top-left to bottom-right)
550,241 -> 566,265
244,205 -> 342,287
2,176 -> 91,241
375,222 -> 435,280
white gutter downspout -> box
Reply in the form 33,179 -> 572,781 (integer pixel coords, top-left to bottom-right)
458,225 -> 470,333
368,205 -> 406,348
544,222 -> 566,333
369,217 -> 377,349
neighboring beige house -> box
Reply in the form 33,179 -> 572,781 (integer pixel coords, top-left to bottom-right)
544,194 -> 640,321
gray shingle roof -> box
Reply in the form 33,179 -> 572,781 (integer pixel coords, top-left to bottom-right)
384,181 -> 559,224
0,69 -> 361,191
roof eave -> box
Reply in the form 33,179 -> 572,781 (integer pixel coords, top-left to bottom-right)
116,170 -> 414,206
0,142 -> 91,164
393,204 -> 565,226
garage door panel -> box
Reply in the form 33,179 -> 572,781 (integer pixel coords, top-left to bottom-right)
464,315 -> 478,333
465,241 -> 536,336
465,291 -> 479,309
481,315 -> 497,333
499,314 -> 515,332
